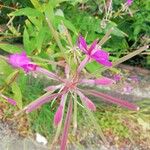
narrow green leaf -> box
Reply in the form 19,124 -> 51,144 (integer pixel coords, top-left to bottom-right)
36,27 -> 47,52
0,59 -> 13,77
50,0 -> 69,8
9,7 -> 43,17
12,82 -> 22,109
23,27 -> 30,54
105,21 -> 128,37
55,16 -> 77,34
0,44 -> 21,53
5,70 -> 19,85
30,0 -> 43,12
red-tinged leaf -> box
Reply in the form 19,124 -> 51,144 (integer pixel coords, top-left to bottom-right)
81,89 -> 139,111
76,90 -> 96,111
60,99 -> 73,150
54,105 -> 63,126
25,92 -> 63,113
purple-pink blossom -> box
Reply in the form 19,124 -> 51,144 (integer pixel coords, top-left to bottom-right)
9,51 -> 37,73
78,35 -> 112,67
127,0 -> 133,6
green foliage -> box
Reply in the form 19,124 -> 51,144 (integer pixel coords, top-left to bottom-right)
94,105 -> 130,138
0,44 -> 21,53
9,7 -> 43,17
11,82 -> 22,109
29,104 -> 55,139
17,76 -> 55,138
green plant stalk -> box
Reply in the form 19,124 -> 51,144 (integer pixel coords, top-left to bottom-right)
61,21 -> 73,48
91,45 -> 149,77
112,45 -> 149,67
45,14 -> 69,64
98,27 -> 113,46
0,70 -> 19,93
0,4 -> 17,10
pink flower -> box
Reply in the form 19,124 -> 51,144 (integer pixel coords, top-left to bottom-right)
78,35 -> 112,67
127,0 -> 133,6
9,51 -> 37,73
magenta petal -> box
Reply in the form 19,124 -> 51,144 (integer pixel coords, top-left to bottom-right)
8,51 -> 38,73
78,35 -> 88,53
88,39 -> 98,54
94,57 -> 112,67
22,64 -> 37,73
92,50 -> 109,59
91,50 -> 112,67
54,105 -> 63,126
9,51 -> 30,68
127,0 -> 133,6
95,77 -> 115,85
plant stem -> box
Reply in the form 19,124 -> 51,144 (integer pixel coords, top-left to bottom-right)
0,4 -> 17,10
98,27 -> 113,46
45,15 -> 68,63
73,93 -> 77,135
91,45 -> 149,77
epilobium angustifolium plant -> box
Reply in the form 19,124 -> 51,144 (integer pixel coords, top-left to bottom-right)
6,34 -> 140,149
1,1 -> 147,149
